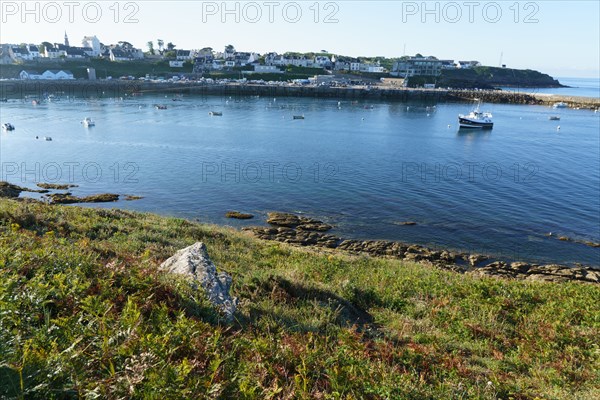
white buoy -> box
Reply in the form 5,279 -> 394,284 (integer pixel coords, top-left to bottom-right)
557,125 -> 561,131
447,124 -> 451,128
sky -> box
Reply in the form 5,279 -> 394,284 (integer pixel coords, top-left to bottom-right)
1,0 -> 599,78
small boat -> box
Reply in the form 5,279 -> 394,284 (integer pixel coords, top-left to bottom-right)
208,111 -> 222,116
458,100 -> 493,129
81,117 -> 95,127
553,102 -> 568,109
293,115 -> 305,120
44,136 -> 52,141
155,104 -> 167,110
32,100 -> 40,106
2,123 -> 15,131
549,116 -> 561,121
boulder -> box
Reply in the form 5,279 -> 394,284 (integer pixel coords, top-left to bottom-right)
267,212 -> 303,227
225,211 -> 254,220
468,254 -> 488,267
160,242 -> 237,321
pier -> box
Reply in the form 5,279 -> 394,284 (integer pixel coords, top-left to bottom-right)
1,80 -> 598,109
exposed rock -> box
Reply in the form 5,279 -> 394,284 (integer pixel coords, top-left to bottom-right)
395,221 -> 417,226
36,183 -> 78,190
159,242 -> 237,321
48,193 -> 119,204
225,211 -> 254,220
468,254 -> 488,267
509,262 -> 532,273
296,222 -> 333,232
0,181 -> 45,197
0,182 -> 24,198
125,195 -> 144,201
267,212 -> 303,227
266,212 -> 332,231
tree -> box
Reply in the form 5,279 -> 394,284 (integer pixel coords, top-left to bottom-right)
167,42 -> 176,51
147,41 -> 155,55
225,44 -> 235,54
157,39 -> 164,54
118,41 -> 133,49
40,41 -> 53,53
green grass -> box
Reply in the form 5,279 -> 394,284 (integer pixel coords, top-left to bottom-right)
0,198 -> 598,399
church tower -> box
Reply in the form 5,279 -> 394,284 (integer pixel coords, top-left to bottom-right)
64,31 -> 70,47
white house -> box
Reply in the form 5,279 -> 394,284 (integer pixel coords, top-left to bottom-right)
359,63 -> 385,73
10,47 -> 32,61
313,55 -> 332,68
42,70 -> 74,79
44,47 -> 61,58
27,45 -> 40,58
457,60 -> 480,69
169,61 -> 184,68
284,55 -> 310,67
19,70 -> 74,80
19,70 -> 43,79
265,52 -> 284,66
176,50 -> 193,61
82,36 -> 101,56
109,48 -> 132,61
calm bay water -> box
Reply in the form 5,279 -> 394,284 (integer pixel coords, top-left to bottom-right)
1,88 -> 599,266
501,76 -> 600,98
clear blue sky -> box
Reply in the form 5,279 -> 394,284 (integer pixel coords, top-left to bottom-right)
1,0 -> 599,78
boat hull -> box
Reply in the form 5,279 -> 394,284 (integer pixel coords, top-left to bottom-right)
458,117 -> 493,129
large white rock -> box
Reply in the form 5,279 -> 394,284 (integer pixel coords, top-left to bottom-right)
159,242 -> 237,321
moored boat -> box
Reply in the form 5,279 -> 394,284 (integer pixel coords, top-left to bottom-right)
293,115 -> 305,120
208,111 -> 222,116
81,117 -> 95,127
549,116 -> 561,121
553,102 -> 568,109
458,100 -> 493,129
2,123 -> 15,131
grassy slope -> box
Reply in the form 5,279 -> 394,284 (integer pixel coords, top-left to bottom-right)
0,198 -> 598,399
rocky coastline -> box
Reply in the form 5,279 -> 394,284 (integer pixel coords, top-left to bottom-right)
243,212 -> 600,284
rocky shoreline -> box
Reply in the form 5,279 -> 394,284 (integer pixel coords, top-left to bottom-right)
0,181 -> 136,205
243,212 -> 599,284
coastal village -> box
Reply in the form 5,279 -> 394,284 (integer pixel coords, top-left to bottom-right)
1,32 -> 484,86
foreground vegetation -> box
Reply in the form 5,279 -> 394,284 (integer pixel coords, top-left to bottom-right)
0,198 -> 598,399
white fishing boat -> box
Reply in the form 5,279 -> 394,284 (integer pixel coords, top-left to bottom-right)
553,102 -> 568,109
2,123 -> 15,131
81,117 -> 95,127
458,100 -> 493,129
208,111 -> 222,116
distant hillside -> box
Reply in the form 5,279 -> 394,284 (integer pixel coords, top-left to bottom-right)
441,66 -> 563,88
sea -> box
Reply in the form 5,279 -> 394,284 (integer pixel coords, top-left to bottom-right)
501,76 -> 600,98
1,77 -> 599,266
